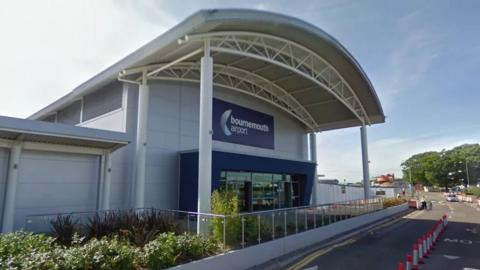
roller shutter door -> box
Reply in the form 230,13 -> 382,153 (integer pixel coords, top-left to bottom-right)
14,150 -> 100,230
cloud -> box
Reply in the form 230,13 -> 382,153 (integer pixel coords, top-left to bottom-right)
0,0 -> 172,118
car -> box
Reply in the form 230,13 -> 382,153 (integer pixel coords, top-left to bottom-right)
446,194 -> 459,202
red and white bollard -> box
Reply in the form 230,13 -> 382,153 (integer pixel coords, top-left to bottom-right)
406,254 -> 413,270
412,243 -> 419,270
418,239 -> 424,264
427,231 -> 433,253
422,235 -> 428,257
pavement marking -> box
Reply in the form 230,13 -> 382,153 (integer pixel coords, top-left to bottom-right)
443,255 -> 460,260
443,238 -> 477,244
302,266 -> 318,270
288,214 -> 408,270
466,228 -> 478,234
287,238 -> 357,270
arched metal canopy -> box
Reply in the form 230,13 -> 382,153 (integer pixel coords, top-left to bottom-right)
118,29 -> 380,131
31,9 -> 385,132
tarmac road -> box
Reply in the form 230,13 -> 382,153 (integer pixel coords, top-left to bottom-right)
286,192 -> 480,270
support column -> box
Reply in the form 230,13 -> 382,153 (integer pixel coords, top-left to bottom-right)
101,151 -> 113,210
360,125 -> 370,199
134,73 -> 149,209
309,133 -> 318,205
197,41 -> 213,234
2,142 -> 22,233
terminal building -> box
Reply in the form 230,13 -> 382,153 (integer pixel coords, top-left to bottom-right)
0,9 -> 384,232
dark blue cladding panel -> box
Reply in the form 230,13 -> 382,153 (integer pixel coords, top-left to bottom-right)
179,152 -> 199,212
212,98 -> 274,149
179,151 -> 315,212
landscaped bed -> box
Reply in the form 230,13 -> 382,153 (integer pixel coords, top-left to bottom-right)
1,210 -> 220,270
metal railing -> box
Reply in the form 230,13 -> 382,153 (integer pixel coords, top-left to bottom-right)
25,198 -> 383,250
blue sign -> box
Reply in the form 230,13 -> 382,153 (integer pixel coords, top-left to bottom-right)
213,98 -> 274,149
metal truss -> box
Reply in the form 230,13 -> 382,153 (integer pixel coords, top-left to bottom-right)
124,62 -> 318,130
180,31 -> 370,124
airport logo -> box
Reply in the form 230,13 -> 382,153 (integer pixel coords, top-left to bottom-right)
220,108 -> 270,137
220,109 -> 233,136
213,98 -> 274,149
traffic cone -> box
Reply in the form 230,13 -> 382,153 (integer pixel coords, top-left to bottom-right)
398,262 -> 405,270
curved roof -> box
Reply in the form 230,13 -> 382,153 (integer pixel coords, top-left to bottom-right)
30,9 -> 384,131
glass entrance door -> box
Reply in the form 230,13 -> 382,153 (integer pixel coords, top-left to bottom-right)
220,170 -> 304,212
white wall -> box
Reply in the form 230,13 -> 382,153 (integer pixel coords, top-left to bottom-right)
371,187 -> 402,198
79,108 -> 126,132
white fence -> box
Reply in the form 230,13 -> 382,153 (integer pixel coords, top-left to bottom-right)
316,183 -> 366,204
316,183 -> 404,205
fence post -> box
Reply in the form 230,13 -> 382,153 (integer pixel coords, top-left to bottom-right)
284,211 -> 287,237
241,216 -> 245,249
295,209 -> 298,233
223,216 -> 226,249
272,212 -> 275,240
187,214 -> 190,233
257,215 -> 261,244
333,205 -> 337,223
304,208 -> 308,230
313,207 -> 317,228
321,207 -> 325,226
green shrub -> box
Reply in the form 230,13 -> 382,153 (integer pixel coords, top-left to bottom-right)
175,233 -> 219,262
59,235 -> 140,270
465,187 -> 480,198
383,197 -> 406,208
143,232 -> 220,269
0,231 -> 59,270
143,232 -> 179,269
211,190 -> 241,247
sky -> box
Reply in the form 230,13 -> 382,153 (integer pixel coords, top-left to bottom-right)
0,0 -> 479,182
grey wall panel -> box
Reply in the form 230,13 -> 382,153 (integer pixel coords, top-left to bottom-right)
0,148 -> 9,226
14,150 -> 100,230
82,82 -> 137,210
108,83 -> 138,209
41,114 -> 56,123
83,81 -> 123,122
144,80 -> 309,210
57,100 -> 81,125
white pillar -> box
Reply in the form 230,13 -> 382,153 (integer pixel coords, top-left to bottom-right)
309,133 -> 318,205
197,41 -> 213,233
2,142 -> 22,233
134,74 -> 149,209
102,151 -> 113,210
360,125 -> 370,199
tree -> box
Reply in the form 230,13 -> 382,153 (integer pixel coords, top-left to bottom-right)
401,144 -> 480,191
